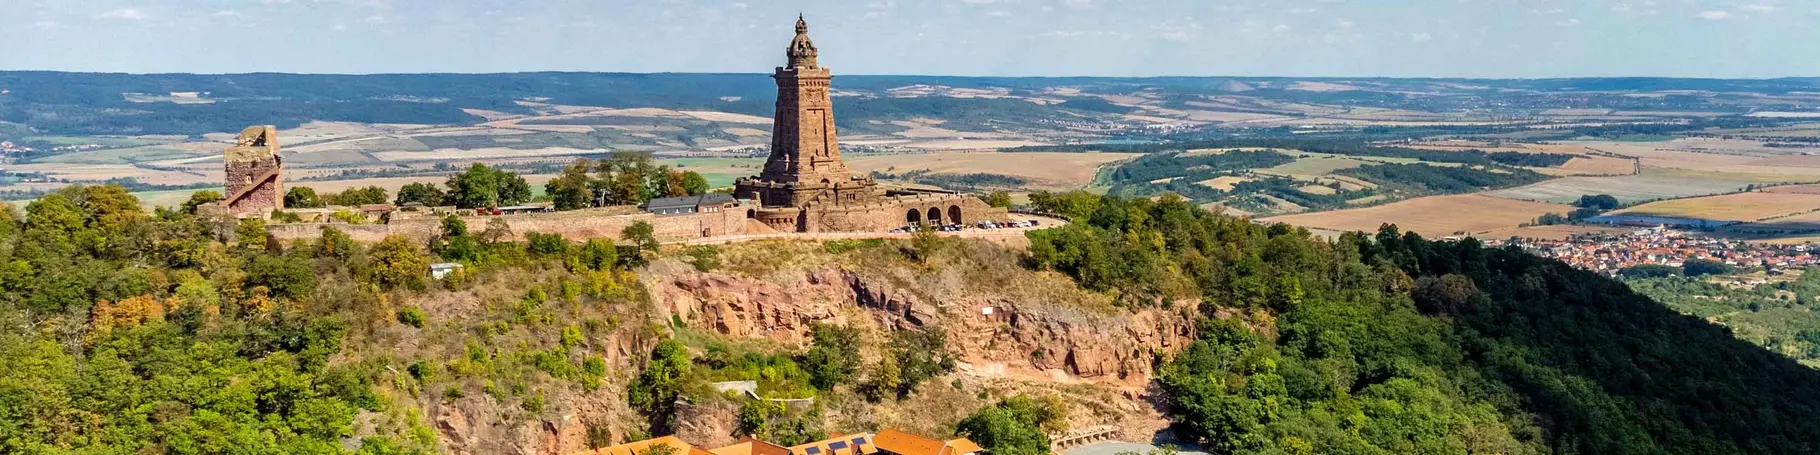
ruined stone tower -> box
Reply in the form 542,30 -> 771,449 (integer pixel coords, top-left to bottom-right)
223,125 -> 283,215
735,15 -> 880,208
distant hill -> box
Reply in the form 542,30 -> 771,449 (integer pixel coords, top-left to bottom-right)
4,72 -> 1820,136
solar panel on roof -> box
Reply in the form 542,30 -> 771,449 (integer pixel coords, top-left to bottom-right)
806,447 -> 821,455
850,438 -> 867,447
829,442 -> 848,450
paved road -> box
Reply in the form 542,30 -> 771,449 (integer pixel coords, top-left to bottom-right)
667,214 -> 1070,246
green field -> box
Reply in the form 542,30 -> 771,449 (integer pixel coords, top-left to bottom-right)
31,145 -> 207,165
660,157 -> 763,188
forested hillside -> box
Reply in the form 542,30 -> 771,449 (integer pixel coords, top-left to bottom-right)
1026,191 -> 1820,454
2,184 -> 1818,454
1628,273 -> 1820,367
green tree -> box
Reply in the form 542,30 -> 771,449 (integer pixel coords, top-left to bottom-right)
801,324 -> 862,390
285,186 -> 325,208
181,189 -> 225,214
328,186 -> 390,206
628,339 -> 691,432
621,221 -> 659,257
246,254 -> 319,300
365,235 -> 428,290
394,182 -> 447,206
547,159 -> 598,210
680,171 -> 710,195
445,163 -> 530,209
955,397 -> 1057,455
236,217 -> 274,253
887,328 -> 955,398
578,239 -> 618,271
985,190 -> 1013,208
316,226 -> 360,260
1684,259 -> 1735,277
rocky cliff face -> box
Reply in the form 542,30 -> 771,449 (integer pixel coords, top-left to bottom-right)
653,267 -> 1195,387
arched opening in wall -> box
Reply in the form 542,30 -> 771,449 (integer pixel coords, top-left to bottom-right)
948,205 -> 962,225
928,207 -> 943,225
746,209 -> 756,219
907,209 -> 921,226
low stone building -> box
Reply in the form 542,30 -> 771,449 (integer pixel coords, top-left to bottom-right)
644,193 -> 739,216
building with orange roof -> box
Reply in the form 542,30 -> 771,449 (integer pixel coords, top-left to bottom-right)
711,437 -> 793,455
581,435 -> 717,455
571,429 -> 973,455
872,429 -> 980,455
787,433 -> 878,455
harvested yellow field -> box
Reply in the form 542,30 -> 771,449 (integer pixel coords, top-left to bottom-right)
1611,192 -> 1820,222
845,151 -> 1139,190
1297,185 -> 1338,195
1555,156 -> 1635,175
1196,176 -> 1255,191
1261,194 -> 1573,237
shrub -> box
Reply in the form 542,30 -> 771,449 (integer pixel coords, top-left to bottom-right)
526,232 -> 569,257
397,307 -> 426,328
684,245 -> 721,272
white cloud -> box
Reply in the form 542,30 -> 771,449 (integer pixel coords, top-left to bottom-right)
364,15 -> 389,24
1061,0 -> 1094,10
262,0 -> 292,4
1152,19 -> 1202,42
726,2 -> 747,10
215,10 -> 242,17
1411,32 -> 1432,42
1555,18 -> 1581,26
986,11 -> 1012,18
1272,24 -> 1290,32
1740,4 -> 1777,14
962,0 -> 1004,4
1698,10 -> 1731,20
97,8 -> 145,20
33,21 -> 59,29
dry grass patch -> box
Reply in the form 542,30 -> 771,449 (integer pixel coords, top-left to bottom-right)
1297,185 -> 1338,195
1261,194 -> 1573,237
1196,176 -> 1255,191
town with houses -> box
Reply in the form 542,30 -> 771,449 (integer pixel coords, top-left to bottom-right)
1496,226 -> 1820,278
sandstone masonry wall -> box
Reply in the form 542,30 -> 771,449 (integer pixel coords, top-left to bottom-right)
268,205 -> 751,244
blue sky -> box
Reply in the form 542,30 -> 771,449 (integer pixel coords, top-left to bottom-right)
4,0 -> 1818,78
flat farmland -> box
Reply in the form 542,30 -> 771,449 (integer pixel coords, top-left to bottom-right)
1720,210 -> 1820,240
1552,156 -> 1636,175
1259,156 -> 1373,177
662,157 -> 765,188
1765,184 -> 1820,195
1260,194 -> 1574,237
1610,192 -> 1820,222
1485,172 -> 1753,204
844,151 -> 1140,190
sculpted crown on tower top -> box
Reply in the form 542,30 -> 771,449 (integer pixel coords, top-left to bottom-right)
787,14 -> 820,70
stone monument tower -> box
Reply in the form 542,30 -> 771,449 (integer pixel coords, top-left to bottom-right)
223,125 -> 284,215
735,15 -> 880,208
